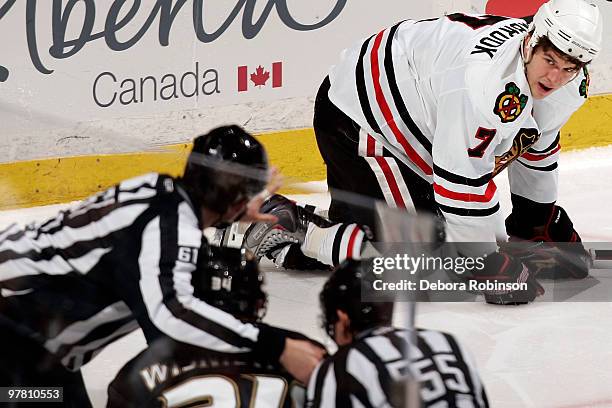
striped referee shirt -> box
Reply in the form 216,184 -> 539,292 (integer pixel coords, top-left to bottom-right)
306,327 -> 488,407
0,173 -> 274,371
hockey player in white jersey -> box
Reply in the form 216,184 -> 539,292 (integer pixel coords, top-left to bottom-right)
239,0 -> 602,302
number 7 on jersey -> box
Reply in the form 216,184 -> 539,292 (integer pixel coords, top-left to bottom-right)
468,127 -> 497,158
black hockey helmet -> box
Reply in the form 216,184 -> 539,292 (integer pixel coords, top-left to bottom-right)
194,245 -> 267,322
183,125 -> 269,214
320,259 -> 394,339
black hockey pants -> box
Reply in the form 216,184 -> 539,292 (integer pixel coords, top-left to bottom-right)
313,76 -> 440,237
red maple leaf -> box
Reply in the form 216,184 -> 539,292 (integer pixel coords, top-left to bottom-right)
250,66 -> 270,87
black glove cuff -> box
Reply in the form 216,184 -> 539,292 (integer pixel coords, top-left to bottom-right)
254,323 -> 288,364
546,206 -> 580,242
510,194 -> 554,224
506,194 -> 555,239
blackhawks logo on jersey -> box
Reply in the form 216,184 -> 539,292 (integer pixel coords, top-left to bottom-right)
493,128 -> 539,177
493,82 -> 528,123
579,67 -> 590,98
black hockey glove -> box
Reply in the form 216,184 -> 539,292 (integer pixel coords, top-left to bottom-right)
254,323 -> 289,364
470,251 -> 544,305
505,194 -> 590,279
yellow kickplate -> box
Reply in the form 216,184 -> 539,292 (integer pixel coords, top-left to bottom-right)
1,94 -> 611,210
0,129 -> 326,209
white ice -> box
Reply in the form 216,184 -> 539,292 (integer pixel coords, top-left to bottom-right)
2,146 -> 612,407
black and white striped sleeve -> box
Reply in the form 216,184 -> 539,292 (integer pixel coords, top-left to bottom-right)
306,343 -> 396,407
306,360 -> 334,407
451,333 -> 490,408
137,198 -> 282,359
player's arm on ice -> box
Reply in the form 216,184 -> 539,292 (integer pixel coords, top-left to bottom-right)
506,130 -> 590,279
433,94 -> 543,304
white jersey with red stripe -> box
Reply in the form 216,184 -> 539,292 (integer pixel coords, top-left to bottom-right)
327,13 -> 588,244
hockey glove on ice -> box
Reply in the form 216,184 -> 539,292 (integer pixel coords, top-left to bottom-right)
505,194 -> 590,279
470,251 -> 544,305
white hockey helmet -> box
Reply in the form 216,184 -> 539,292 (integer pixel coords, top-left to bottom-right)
529,0 -> 603,63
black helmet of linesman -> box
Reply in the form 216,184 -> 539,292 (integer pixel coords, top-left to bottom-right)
194,246 -> 267,322
320,259 -> 394,339
183,125 -> 269,214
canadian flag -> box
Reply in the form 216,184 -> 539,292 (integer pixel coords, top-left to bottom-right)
237,62 -> 282,92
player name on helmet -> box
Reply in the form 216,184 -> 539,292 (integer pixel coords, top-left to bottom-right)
471,21 -> 530,59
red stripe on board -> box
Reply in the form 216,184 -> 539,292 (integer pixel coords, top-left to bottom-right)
238,66 -> 248,92
521,144 -> 561,161
272,62 -> 282,88
434,180 -> 497,203
369,30 -> 432,176
375,156 -> 406,207
346,226 -> 361,259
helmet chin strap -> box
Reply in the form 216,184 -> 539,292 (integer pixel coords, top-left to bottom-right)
527,29 -> 540,51
522,34 -> 535,65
